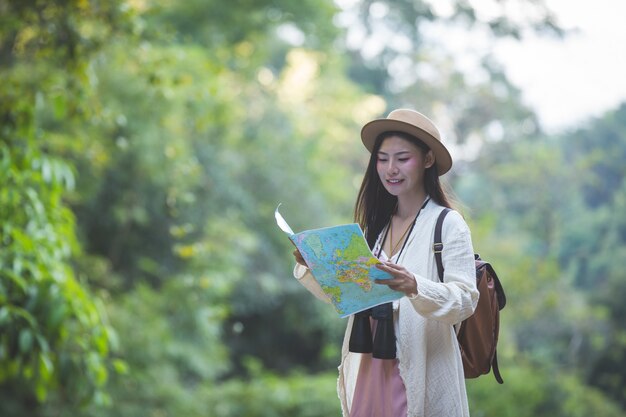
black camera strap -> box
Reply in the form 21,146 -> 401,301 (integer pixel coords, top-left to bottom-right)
377,196 -> 431,262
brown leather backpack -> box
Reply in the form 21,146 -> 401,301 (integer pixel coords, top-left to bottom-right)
434,208 -> 506,384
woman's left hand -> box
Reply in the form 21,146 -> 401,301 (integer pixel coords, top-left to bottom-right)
375,261 -> 418,297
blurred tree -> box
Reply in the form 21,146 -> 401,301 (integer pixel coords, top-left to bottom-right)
467,362 -> 624,417
0,0 -> 133,411
559,105 -> 626,409
49,0 -> 375,383
335,0 -> 559,139
144,0 -> 339,50
457,103 -> 626,413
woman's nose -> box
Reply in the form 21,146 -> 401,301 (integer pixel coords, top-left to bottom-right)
387,160 -> 398,174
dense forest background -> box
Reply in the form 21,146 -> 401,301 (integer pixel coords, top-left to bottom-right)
1,0 -> 625,416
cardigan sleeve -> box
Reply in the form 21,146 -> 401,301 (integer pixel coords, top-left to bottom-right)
408,210 -> 479,325
293,263 -> 332,303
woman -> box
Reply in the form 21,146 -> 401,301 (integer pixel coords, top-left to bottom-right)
293,109 -> 479,417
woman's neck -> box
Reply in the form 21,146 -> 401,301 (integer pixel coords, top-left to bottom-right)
396,191 -> 428,220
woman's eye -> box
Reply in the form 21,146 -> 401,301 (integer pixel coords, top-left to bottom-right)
398,158 -> 409,162
377,158 -> 388,162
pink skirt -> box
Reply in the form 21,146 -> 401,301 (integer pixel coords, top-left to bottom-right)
349,319 -> 408,417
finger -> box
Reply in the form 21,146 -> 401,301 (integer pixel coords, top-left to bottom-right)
376,265 -> 410,281
374,278 -> 402,286
376,262 -> 404,273
375,262 -> 398,271
381,262 -> 409,273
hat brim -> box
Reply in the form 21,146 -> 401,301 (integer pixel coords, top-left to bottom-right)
361,119 -> 453,175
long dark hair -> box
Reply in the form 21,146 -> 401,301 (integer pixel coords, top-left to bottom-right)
354,131 -> 455,249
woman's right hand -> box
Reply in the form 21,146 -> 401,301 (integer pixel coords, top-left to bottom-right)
293,249 -> 308,267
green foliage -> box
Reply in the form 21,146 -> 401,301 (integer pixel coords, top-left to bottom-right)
78,280 -> 231,417
144,0 -> 339,49
0,121 -> 112,407
0,0 -> 133,410
468,364 -> 624,417
207,368 -> 341,417
564,105 -> 626,408
0,0 -> 131,66
458,104 -> 626,413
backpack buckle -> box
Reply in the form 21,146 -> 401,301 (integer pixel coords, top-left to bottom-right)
433,242 -> 443,253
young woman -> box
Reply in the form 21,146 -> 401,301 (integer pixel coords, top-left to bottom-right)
293,109 -> 479,417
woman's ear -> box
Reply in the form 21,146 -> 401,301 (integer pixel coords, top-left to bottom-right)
425,150 -> 435,169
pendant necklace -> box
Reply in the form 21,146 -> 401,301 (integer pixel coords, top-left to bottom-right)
379,197 -> 431,260
389,217 -> 413,256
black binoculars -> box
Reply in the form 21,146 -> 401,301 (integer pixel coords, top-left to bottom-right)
348,302 -> 396,359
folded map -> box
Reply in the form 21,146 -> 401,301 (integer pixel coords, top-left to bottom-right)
275,205 -> 402,317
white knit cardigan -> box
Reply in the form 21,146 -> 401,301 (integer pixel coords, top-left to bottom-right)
293,201 -> 479,417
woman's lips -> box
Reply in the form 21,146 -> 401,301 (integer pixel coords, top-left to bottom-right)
387,179 -> 403,184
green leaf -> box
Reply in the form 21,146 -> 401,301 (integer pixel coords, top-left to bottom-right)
38,352 -> 54,379
0,307 -> 10,325
1,270 -> 28,292
34,381 -> 48,402
52,94 -> 67,119
112,359 -> 129,375
19,329 -> 33,354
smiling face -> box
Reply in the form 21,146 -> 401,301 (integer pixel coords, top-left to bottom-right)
376,135 -> 434,199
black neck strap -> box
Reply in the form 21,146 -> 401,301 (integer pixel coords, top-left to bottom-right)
377,197 -> 430,261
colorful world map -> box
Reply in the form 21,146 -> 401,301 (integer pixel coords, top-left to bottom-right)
290,223 -> 404,317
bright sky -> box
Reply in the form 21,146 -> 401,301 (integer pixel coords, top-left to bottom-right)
418,0 -> 626,133
333,0 -> 626,133
492,0 -> 626,133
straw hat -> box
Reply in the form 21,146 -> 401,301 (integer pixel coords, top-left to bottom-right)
360,109 -> 452,175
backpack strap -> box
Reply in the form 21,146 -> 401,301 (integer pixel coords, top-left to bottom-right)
492,351 -> 504,384
434,208 -> 452,282
434,207 -> 506,384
